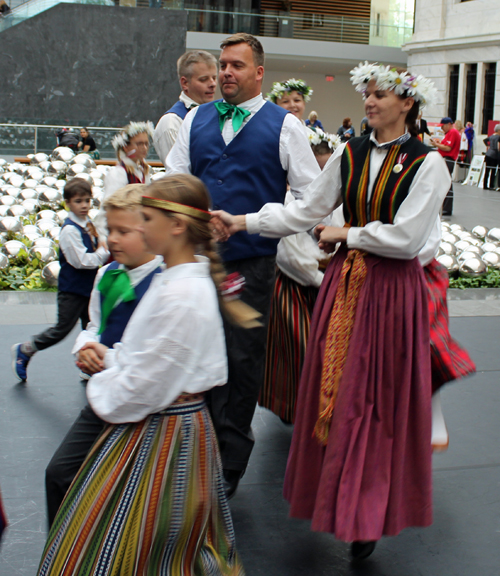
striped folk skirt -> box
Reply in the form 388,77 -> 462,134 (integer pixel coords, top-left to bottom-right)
260,270 -> 319,423
37,396 -> 244,576
425,259 -> 476,392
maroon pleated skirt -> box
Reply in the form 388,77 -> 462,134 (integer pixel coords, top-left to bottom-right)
283,247 -> 433,542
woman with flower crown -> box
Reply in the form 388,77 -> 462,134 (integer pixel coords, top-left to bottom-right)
213,64 -> 451,559
96,122 -> 155,238
260,79 -> 341,424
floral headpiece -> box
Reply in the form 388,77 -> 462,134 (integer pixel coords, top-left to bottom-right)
307,128 -> 340,151
350,62 -> 437,109
266,79 -> 313,103
112,121 -> 155,151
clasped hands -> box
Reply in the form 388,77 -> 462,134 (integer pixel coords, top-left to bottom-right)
76,342 -> 109,376
211,210 -> 348,253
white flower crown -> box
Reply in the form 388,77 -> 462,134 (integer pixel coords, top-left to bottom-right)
112,121 -> 155,151
307,128 -> 341,151
350,62 -> 437,109
266,78 -> 313,103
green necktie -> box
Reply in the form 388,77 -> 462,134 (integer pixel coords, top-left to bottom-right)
97,268 -> 136,335
214,101 -> 251,133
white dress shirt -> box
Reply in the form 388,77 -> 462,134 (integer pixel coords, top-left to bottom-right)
59,211 -> 109,269
246,133 -> 451,261
86,259 -> 227,423
166,93 -> 320,200
153,92 -> 198,166
72,255 -> 164,354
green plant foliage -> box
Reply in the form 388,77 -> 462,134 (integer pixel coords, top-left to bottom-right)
448,269 -> 500,289
0,249 -> 57,291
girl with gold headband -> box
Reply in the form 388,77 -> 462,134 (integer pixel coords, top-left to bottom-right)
213,64 -> 451,558
37,175 -> 246,576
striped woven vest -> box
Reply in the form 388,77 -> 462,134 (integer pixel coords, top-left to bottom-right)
340,135 -> 430,226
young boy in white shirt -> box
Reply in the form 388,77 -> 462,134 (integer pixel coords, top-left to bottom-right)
12,179 -> 109,381
44,184 -> 163,526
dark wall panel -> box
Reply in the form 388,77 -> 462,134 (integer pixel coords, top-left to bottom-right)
0,4 -> 187,126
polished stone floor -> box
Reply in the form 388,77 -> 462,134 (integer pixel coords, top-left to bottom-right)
0,183 -> 499,575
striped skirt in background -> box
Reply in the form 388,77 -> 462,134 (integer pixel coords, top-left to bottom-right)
37,396 -> 244,576
424,259 -> 476,392
260,270 -> 318,423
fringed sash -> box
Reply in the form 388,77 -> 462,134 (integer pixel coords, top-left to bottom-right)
314,247 -> 367,445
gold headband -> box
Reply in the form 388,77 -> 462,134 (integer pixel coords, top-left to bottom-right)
141,196 -> 211,222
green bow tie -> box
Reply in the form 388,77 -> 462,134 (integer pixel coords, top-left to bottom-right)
98,268 -> 136,335
214,101 -> 251,133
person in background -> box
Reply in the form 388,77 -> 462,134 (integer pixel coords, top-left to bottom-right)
483,124 -> 500,189
455,120 -> 468,165
430,117 -> 460,216
337,117 -> 354,141
465,121 -> 475,164
360,115 -> 372,136
0,0 -> 11,16
77,127 -> 99,159
305,110 -> 324,130
96,122 -> 154,238
12,179 -> 109,382
154,50 -> 217,165
55,128 -> 79,151
261,79 -> 332,424
417,112 -> 430,142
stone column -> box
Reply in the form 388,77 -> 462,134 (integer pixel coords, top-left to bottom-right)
494,61 -> 500,122
456,62 -> 467,123
474,62 -> 485,132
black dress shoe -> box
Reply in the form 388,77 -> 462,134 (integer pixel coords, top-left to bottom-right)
350,540 -> 377,560
223,469 -> 242,500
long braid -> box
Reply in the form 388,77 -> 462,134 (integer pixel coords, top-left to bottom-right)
203,237 -> 261,328
146,175 -> 261,328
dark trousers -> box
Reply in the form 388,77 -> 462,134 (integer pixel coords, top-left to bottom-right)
442,158 -> 455,215
207,255 -> 276,472
483,156 -> 499,189
33,291 -> 90,351
45,405 -> 105,526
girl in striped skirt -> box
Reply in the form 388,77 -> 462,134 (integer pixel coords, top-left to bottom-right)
37,174 -> 245,576
260,79 -> 341,423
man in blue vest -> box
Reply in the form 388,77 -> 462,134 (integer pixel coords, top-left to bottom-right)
153,50 -> 217,165
167,32 -> 320,498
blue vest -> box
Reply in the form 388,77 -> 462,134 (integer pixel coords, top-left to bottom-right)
99,261 -> 161,348
58,219 -> 98,297
190,101 -> 288,262
166,100 -> 191,120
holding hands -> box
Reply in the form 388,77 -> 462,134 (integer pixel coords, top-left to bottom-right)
211,211 -> 246,242
76,342 -> 108,375
315,224 -> 348,253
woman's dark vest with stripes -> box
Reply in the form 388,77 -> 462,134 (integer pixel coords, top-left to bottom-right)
99,261 -> 161,348
340,135 -> 430,226
58,219 -> 98,297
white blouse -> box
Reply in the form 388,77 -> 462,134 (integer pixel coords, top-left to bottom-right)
72,256 -> 164,354
86,259 -> 227,424
246,137 -> 451,261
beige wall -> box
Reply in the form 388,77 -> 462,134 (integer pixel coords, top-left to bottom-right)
261,70 -> 366,135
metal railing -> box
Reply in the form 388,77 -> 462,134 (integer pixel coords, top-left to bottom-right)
0,123 -> 121,158
1,0 -> 414,48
